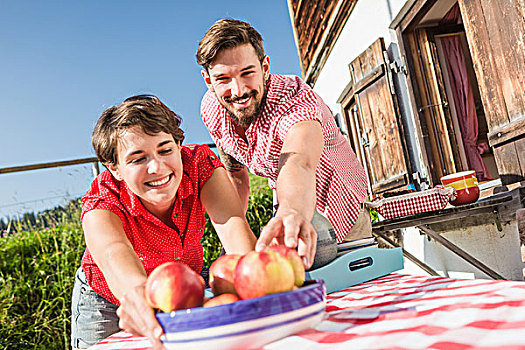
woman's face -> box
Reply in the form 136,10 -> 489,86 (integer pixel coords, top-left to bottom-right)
109,126 -> 183,217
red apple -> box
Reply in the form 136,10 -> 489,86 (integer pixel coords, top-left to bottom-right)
203,293 -> 240,308
234,250 -> 295,299
264,245 -> 305,287
209,254 -> 242,296
145,261 -> 205,312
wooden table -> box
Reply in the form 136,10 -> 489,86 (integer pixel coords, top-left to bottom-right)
373,187 -> 524,231
372,187 -> 525,280
89,272 -> 525,349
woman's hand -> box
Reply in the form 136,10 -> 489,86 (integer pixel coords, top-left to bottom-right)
116,284 -> 165,350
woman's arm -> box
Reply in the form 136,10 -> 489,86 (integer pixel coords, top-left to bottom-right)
82,210 -> 164,349
200,167 -> 257,255
83,210 -> 146,298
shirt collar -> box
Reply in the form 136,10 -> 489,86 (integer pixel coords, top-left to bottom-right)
260,74 -> 282,118
120,181 -> 142,217
171,171 -> 193,214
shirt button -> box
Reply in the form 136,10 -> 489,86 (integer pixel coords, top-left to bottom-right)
173,213 -> 178,218
210,156 -> 216,160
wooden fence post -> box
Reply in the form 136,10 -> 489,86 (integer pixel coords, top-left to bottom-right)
92,161 -> 100,178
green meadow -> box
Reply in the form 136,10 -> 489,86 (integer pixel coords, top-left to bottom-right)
0,175 -> 272,349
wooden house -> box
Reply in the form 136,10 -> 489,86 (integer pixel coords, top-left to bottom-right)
287,0 -> 525,280
288,0 -> 525,194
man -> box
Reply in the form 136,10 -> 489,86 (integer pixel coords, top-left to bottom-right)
196,18 -> 370,269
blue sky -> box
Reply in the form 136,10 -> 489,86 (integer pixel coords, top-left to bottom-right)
0,1 -> 301,219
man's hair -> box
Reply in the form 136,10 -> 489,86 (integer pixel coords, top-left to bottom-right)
196,18 -> 265,71
92,94 -> 184,166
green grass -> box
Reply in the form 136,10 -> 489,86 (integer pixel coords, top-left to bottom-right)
0,175 -> 272,349
201,174 -> 273,267
0,202 -> 84,349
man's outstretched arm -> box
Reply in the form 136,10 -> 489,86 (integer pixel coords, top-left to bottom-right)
256,120 -> 323,268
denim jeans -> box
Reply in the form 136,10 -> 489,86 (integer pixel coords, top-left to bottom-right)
70,267 -> 120,349
70,265 -> 211,348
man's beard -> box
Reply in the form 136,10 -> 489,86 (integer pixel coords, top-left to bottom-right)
222,88 -> 267,128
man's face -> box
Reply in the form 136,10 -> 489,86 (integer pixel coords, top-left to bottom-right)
202,44 -> 270,128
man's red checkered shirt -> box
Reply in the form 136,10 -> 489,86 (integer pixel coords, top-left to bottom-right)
201,74 -> 368,242
80,144 -> 222,305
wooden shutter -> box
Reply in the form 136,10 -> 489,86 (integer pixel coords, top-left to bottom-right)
341,38 -> 411,194
458,0 -> 525,185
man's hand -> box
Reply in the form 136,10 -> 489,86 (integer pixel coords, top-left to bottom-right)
116,284 -> 165,350
256,208 -> 317,269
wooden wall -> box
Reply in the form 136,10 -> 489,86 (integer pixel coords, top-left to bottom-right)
458,0 -> 525,184
343,38 -> 410,193
288,0 -> 358,85
403,27 -> 463,183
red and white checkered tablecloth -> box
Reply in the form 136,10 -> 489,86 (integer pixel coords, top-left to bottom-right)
89,273 -> 525,350
368,186 -> 454,219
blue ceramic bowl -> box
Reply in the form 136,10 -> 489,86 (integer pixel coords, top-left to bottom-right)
156,280 -> 326,349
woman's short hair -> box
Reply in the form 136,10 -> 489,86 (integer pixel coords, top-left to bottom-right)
92,94 -> 184,166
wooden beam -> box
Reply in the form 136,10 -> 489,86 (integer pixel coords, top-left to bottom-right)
304,0 -> 344,83
287,0 -> 306,78
336,80 -> 354,105
371,173 -> 408,193
488,116 -> 525,148
373,230 -> 442,276
417,225 -> 506,280
390,0 -> 418,30
457,0 -> 510,129
0,144 -> 217,175
398,0 -> 437,33
352,64 -> 385,95
0,157 -> 99,175
305,0 -> 358,86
